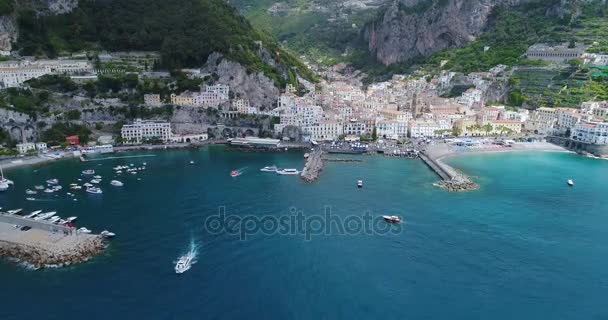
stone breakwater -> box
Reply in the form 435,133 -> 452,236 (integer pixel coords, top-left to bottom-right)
301,149 -> 324,182
420,151 -> 479,192
0,236 -> 107,269
434,176 -> 480,192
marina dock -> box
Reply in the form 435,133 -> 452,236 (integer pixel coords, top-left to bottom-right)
0,213 -> 106,268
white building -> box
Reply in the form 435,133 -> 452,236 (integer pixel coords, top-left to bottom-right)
525,107 -> 558,134
343,120 -> 367,136
408,120 -> 444,138
0,59 -> 94,88
16,143 -> 36,154
571,120 -> 608,145
456,88 -> 483,108
303,121 -> 343,141
35,142 -> 48,153
205,84 -> 230,97
376,120 -> 408,140
121,119 -> 172,144
274,105 -> 323,132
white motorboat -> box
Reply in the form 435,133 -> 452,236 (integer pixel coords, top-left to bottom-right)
25,189 -> 37,195
130,171 -> 137,175
110,180 -> 124,187
175,255 -> 193,274
357,180 -> 363,188
34,185 -> 45,190
93,175 -> 102,179
66,216 -> 78,222
260,165 -> 278,172
70,185 -> 82,190
46,179 -> 59,185
77,227 -> 92,234
83,183 -> 93,187
47,216 -> 61,224
0,166 -> 11,192
276,169 -> 300,175
567,179 -> 574,186
190,161 -> 195,164
86,187 -> 103,194
100,230 -> 116,238
82,169 -> 95,175
34,211 -> 57,221
43,188 -> 55,193
52,185 -> 62,191
26,197 -> 36,201
90,179 -> 101,184
25,210 -> 43,218
7,208 -> 22,215
383,215 -> 401,223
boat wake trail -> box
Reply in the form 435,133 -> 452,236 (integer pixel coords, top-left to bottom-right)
176,238 -> 200,265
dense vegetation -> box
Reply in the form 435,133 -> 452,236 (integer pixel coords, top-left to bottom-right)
14,0 -> 315,87
232,0 -> 377,66
41,122 -> 92,145
0,0 -> 13,15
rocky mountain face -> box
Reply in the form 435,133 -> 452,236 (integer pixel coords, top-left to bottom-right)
363,0 -> 586,65
0,0 -> 79,53
203,53 -> 281,110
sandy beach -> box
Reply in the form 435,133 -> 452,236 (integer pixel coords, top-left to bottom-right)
426,141 -> 571,162
0,155 -> 74,172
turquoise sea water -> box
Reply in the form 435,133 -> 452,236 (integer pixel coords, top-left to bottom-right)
0,148 -> 607,319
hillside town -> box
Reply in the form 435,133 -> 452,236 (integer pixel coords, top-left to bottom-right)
0,42 -> 608,157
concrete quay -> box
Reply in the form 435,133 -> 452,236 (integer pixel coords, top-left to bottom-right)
0,213 -> 106,269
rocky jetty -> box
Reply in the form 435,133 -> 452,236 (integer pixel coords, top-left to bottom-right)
301,149 -> 324,183
434,176 -> 479,192
0,236 -> 107,269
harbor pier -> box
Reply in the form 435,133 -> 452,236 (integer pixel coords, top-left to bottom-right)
420,150 -> 479,192
0,213 -> 106,269
301,149 -> 324,182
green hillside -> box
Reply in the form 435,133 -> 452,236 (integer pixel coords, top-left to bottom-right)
13,0 -> 316,86
231,0 -> 377,65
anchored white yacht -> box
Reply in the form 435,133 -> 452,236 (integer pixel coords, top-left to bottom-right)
276,169 -> 300,175
260,165 -> 278,172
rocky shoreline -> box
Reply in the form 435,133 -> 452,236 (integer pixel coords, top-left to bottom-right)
0,236 -> 107,269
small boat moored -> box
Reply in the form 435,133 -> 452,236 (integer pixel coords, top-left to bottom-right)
276,169 -> 300,175
383,215 -> 401,223
77,227 -> 92,234
567,179 -> 574,186
86,187 -> 103,194
260,165 -> 278,173
100,230 -> 116,238
110,180 -> 124,187
357,180 -> 363,188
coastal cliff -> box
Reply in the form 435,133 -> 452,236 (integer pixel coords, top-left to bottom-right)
363,0 -> 589,65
